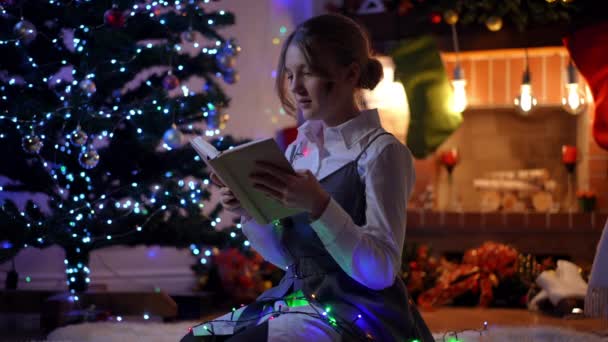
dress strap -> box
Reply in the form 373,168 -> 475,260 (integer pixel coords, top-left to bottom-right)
288,141 -> 304,164
354,131 -> 393,163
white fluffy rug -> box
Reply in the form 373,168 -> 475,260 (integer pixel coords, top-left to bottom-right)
46,320 -> 608,342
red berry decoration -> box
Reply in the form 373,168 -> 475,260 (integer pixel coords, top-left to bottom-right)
104,7 -> 126,28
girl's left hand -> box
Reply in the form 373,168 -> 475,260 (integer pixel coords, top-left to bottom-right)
249,161 -> 330,219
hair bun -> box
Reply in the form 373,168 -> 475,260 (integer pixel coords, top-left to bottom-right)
358,58 -> 383,90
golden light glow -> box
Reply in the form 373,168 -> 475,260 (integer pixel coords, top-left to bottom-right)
562,83 -> 587,115
452,79 -> 467,113
362,56 -> 410,143
514,84 -> 537,115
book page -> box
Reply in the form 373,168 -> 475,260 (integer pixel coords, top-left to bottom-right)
189,137 -> 220,160
217,138 -> 301,224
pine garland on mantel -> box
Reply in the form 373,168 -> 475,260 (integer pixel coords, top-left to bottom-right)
331,0 -> 580,32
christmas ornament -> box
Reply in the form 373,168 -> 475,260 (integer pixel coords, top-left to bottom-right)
69,127 -> 88,147
546,0 -> 557,2
485,16 -> 503,32
182,30 -> 195,42
206,111 -> 219,129
216,53 -> 236,70
357,0 -> 385,14
220,113 -> 230,129
443,10 -> 459,25
79,148 -> 100,169
224,38 -> 241,56
79,79 -> 96,96
152,5 -> 162,16
223,70 -> 239,84
430,12 -> 442,24
163,125 -> 184,148
104,6 -> 126,28
13,20 -> 37,44
162,73 -> 180,91
398,0 -> 414,16
22,135 -> 43,154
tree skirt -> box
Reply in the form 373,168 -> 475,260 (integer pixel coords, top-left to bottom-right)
46,320 -> 608,342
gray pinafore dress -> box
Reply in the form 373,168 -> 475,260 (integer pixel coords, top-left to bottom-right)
235,132 -> 434,341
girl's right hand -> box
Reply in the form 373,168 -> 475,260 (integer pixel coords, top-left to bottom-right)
211,172 -> 251,219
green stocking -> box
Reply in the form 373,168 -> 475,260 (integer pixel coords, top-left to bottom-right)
392,35 -> 463,159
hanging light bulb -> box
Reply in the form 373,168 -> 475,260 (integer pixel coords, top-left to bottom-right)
452,64 -> 467,113
562,61 -> 587,115
449,24 -> 467,113
514,50 -> 537,115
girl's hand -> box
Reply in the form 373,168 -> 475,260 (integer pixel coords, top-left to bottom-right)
211,172 -> 251,219
249,161 -> 330,219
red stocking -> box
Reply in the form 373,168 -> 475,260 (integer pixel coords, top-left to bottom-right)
564,21 -> 608,150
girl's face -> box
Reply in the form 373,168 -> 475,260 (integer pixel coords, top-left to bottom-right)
284,44 -> 356,125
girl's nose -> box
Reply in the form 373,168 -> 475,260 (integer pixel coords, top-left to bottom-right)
290,76 -> 305,94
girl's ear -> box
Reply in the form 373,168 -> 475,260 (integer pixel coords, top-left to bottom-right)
344,62 -> 360,86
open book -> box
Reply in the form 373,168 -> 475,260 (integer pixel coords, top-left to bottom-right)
190,136 -> 303,224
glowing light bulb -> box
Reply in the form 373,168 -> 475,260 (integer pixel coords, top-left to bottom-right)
562,62 -> 587,115
452,79 -> 467,113
562,83 -> 586,114
514,69 -> 537,116
451,65 -> 467,113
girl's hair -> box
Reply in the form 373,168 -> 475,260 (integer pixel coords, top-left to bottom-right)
276,14 -> 383,116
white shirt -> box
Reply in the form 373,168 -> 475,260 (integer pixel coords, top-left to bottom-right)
194,109 -> 416,340
242,108 -> 416,290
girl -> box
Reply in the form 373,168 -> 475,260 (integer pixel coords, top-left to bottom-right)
182,13 -> 433,342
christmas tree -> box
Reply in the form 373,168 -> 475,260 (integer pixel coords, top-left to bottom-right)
0,0 -> 244,293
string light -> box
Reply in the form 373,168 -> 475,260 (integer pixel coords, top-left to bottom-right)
2,0 -> 242,300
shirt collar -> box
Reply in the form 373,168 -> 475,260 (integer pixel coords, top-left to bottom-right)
297,109 -> 382,149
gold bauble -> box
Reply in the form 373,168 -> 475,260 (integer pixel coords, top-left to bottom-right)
485,16 -> 503,32
546,0 -> 556,2
443,10 -> 459,25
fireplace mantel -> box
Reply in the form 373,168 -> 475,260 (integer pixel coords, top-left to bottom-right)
405,211 -> 605,264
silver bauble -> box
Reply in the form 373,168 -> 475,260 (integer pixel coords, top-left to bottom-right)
162,74 -> 180,91
163,126 -> 183,148
78,149 -> 100,169
223,70 -> 239,84
216,53 -> 236,70
79,79 -> 96,96
225,38 -> 241,56
22,135 -> 43,154
182,30 -> 195,42
69,128 -> 88,147
13,20 -> 37,44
